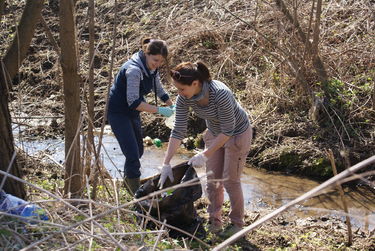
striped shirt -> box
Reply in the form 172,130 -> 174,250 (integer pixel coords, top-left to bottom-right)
171,80 -> 250,140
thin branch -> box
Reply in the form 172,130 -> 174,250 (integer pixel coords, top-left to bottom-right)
213,155 -> 375,250
91,0 -> 118,199
303,0 -> 315,59
326,149 -> 353,245
274,0 -> 328,83
39,14 -> 60,58
86,0 -> 96,196
0,167 -> 211,249
211,0 -> 289,57
12,116 -> 63,119
0,169 -> 127,251
312,0 -> 322,54
152,219 -> 167,251
85,175 -> 94,250
211,0 -> 313,99
0,151 -> 16,191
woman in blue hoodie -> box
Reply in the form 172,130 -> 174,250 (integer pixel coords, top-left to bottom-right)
108,38 -> 174,195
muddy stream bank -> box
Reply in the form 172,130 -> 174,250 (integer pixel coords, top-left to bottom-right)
15,130 -> 375,232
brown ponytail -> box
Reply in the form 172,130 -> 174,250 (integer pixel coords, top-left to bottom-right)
170,61 -> 211,86
196,61 -> 211,83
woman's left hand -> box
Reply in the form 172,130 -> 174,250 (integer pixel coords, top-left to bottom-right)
157,106 -> 175,117
165,99 -> 173,106
188,152 -> 208,168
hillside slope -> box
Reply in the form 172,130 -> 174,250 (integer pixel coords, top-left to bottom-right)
3,0 -> 375,179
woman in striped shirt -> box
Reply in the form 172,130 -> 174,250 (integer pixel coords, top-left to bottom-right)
159,61 -> 253,236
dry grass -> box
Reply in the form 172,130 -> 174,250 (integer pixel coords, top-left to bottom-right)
1,151 -> 374,250
1,0 -> 374,249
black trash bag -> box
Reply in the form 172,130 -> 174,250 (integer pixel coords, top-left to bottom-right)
134,162 -> 204,237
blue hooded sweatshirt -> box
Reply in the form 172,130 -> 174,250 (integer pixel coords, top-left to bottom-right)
108,50 -> 169,116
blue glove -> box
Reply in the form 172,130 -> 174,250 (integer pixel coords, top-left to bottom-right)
157,107 -> 175,117
169,105 -> 176,110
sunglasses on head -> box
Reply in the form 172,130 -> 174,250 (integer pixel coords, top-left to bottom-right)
170,70 -> 192,80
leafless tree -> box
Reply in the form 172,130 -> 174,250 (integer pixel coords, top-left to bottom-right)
59,0 -> 83,197
85,0 -> 95,191
0,0 -> 5,22
274,0 -> 328,85
274,0 -> 330,123
0,0 -> 44,198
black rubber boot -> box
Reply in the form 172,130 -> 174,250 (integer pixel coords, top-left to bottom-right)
124,177 -> 140,196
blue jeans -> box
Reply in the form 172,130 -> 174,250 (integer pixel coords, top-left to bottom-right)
107,113 -> 144,179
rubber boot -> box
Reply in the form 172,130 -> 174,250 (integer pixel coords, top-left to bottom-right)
124,177 -> 140,196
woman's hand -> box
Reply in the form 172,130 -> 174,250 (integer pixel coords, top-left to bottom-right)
165,99 -> 173,106
157,106 -> 175,117
158,164 -> 174,189
188,152 -> 208,168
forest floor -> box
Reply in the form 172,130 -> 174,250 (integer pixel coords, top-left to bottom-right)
1,0 -> 375,250
14,154 -> 374,250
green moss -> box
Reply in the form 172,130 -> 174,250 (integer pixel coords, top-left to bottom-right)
304,157 -> 333,178
202,39 -> 216,49
279,151 -> 302,169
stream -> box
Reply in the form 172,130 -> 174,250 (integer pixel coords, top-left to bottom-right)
15,132 -> 375,231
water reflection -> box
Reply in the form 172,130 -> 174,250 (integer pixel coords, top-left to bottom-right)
15,134 -> 374,230
15,134 -> 189,179
240,167 -> 375,230
99,134 -> 189,178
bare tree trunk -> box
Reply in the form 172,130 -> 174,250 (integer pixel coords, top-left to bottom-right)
0,0 -> 5,22
311,0 -> 328,85
2,0 -> 44,89
274,0 -> 330,125
274,0 -> 328,83
0,0 -> 44,198
40,14 -> 61,57
88,0 -> 95,135
0,68 -> 25,199
91,0 -> 118,199
59,0 -> 83,197
87,0 -> 103,200
87,0 -> 95,179
312,0 -> 321,54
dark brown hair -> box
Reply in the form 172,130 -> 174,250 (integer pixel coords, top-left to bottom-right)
141,37 -> 168,59
170,61 -> 211,86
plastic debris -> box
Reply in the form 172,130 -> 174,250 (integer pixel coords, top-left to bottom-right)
0,190 -> 49,222
143,136 -> 153,146
165,112 -> 175,129
153,138 -> 162,147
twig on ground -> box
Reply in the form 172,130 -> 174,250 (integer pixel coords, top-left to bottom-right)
213,155 -> 375,250
152,219 -> 167,251
0,169 -> 126,251
326,148 -> 353,245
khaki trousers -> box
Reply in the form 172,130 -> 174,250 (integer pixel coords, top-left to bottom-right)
203,126 -> 252,227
